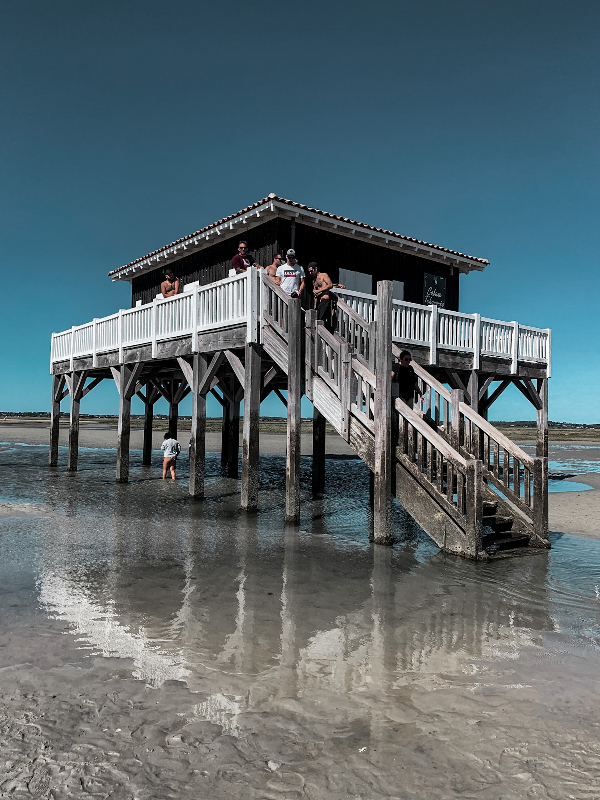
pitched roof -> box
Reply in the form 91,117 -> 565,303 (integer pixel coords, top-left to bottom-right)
109,193 -> 489,280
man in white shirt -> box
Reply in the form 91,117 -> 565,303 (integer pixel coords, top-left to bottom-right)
275,249 -> 305,298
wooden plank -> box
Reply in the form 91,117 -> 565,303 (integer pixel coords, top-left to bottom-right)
373,281 -> 393,545
536,377 -> 548,459
313,377 -> 343,434
190,354 -> 207,499
241,343 -> 261,510
197,352 -> 225,396
262,325 -> 289,373
286,298 -> 302,521
176,356 -> 194,386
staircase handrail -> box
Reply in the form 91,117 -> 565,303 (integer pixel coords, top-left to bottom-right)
395,396 -> 468,470
399,347 -> 535,470
334,297 -> 376,369
259,271 -> 292,305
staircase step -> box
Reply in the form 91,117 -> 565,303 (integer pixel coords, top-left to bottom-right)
482,514 -> 514,533
483,533 -> 530,553
483,500 -> 498,515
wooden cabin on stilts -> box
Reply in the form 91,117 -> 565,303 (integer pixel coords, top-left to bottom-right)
49,194 -> 551,558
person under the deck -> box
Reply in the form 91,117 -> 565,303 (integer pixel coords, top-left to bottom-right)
160,269 -> 180,298
392,350 -> 421,408
275,249 -> 305,298
264,253 -> 283,279
161,431 -> 181,480
231,241 -> 261,274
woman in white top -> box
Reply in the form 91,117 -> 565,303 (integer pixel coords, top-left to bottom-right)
161,431 -> 181,480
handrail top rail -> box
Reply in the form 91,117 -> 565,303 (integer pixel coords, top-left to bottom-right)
351,356 -> 376,385
336,297 -> 372,328
395,397 -> 470,471
259,270 -> 292,305
315,321 -> 342,350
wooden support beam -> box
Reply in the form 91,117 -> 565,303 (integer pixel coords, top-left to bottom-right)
274,389 -> 288,409
190,354 -> 208,499
262,366 -> 279,390
286,298 -> 303,521
123,362 -> 145,400
241,343 -> 261,510
536,378 -> 548,459
49,374 -> 65,467
373,281 -> 393,545
113,366 -> 133,483
198,352 -> 225,396
478,376 -> 495,402
210,387 -> 225,406
444,370 -> 471,405
176,356 -> 193,386
481,379 -> 511,412
518,378 -> 543,411
66,371 -> 87,472
143,393 -> 154,466
221,400 -> 230,473
81,376 -> 103,399
224,350 -> 246,387
169,399 -> 179,440
312,407 -> 326,495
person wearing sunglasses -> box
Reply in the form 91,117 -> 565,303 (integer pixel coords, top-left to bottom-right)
275,249 -> 305,298
231,241 -> 261,274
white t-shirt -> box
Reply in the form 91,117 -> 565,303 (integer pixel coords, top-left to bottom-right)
276,263 -> 305,296
161,438 -> 181,459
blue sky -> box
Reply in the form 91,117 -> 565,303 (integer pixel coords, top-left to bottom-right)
1,0 -> 598,422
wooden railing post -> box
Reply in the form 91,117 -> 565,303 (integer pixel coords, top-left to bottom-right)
429,304 -> 438,365
373,280 -> 393,545
340,340 -> 351,440
286,297 -> 302,521
465,459 -> 483,558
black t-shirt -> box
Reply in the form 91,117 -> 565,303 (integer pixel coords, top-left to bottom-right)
392,363 -> 418,401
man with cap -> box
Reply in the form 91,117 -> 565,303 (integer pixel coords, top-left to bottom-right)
275,249 -> 305,298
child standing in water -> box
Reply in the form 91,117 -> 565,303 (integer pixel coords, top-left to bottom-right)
161,431 -> 181,480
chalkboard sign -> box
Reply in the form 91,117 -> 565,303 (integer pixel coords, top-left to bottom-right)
423,274 -> 446,307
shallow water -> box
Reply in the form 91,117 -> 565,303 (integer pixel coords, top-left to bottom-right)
1,444 -> 600,799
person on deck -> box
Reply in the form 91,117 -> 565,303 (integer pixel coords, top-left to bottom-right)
275,249 -> 305,298
392,350 -> 421,408
161,431 -> 181,480
161,269 -> 180,298
264,253 -> 283,279
232,241 -> 260,274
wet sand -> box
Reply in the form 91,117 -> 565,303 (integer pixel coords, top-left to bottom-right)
1,444 -> 600,799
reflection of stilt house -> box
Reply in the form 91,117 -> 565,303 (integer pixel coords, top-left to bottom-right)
49,194 -> 551,559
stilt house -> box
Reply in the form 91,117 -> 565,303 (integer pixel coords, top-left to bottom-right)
50,194 -> 551,560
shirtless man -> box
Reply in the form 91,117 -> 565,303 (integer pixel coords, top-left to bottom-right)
308,263 -> 335,329
264,253 -> 283,279
161,269 -> 180,298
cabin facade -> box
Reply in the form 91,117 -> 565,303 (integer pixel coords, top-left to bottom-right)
49,194 -> 550,560
112,194 -> 483,309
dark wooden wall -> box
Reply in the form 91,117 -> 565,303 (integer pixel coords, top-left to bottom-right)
130,216 -> 460,310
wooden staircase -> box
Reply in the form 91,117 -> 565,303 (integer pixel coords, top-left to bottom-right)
260,275 -> 550,559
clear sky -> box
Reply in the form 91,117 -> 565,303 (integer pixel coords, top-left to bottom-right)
1,0 -> 598,422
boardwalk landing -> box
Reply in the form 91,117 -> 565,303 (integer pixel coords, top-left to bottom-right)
50,269 -> 550,559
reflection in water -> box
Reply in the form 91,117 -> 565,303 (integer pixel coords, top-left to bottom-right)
3,444 -> 600,798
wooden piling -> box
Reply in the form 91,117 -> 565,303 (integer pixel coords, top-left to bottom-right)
141,386 -> 158,467
49,374 -> 64,467
241,342 -> 261,510
373,281 -> 393,545
227,396 -> 240,478
189,354 -> 207,499
312,407 -> 326,496
116,367 -> 131,483
67,372 -> 82,472
286,298 -> 302,521
168,400 -> 178,440
536,377 -> 548,459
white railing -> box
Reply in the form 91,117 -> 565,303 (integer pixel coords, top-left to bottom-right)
335,289 -> 550,374
50,271 -> 252,369
51,272 -> 550,376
